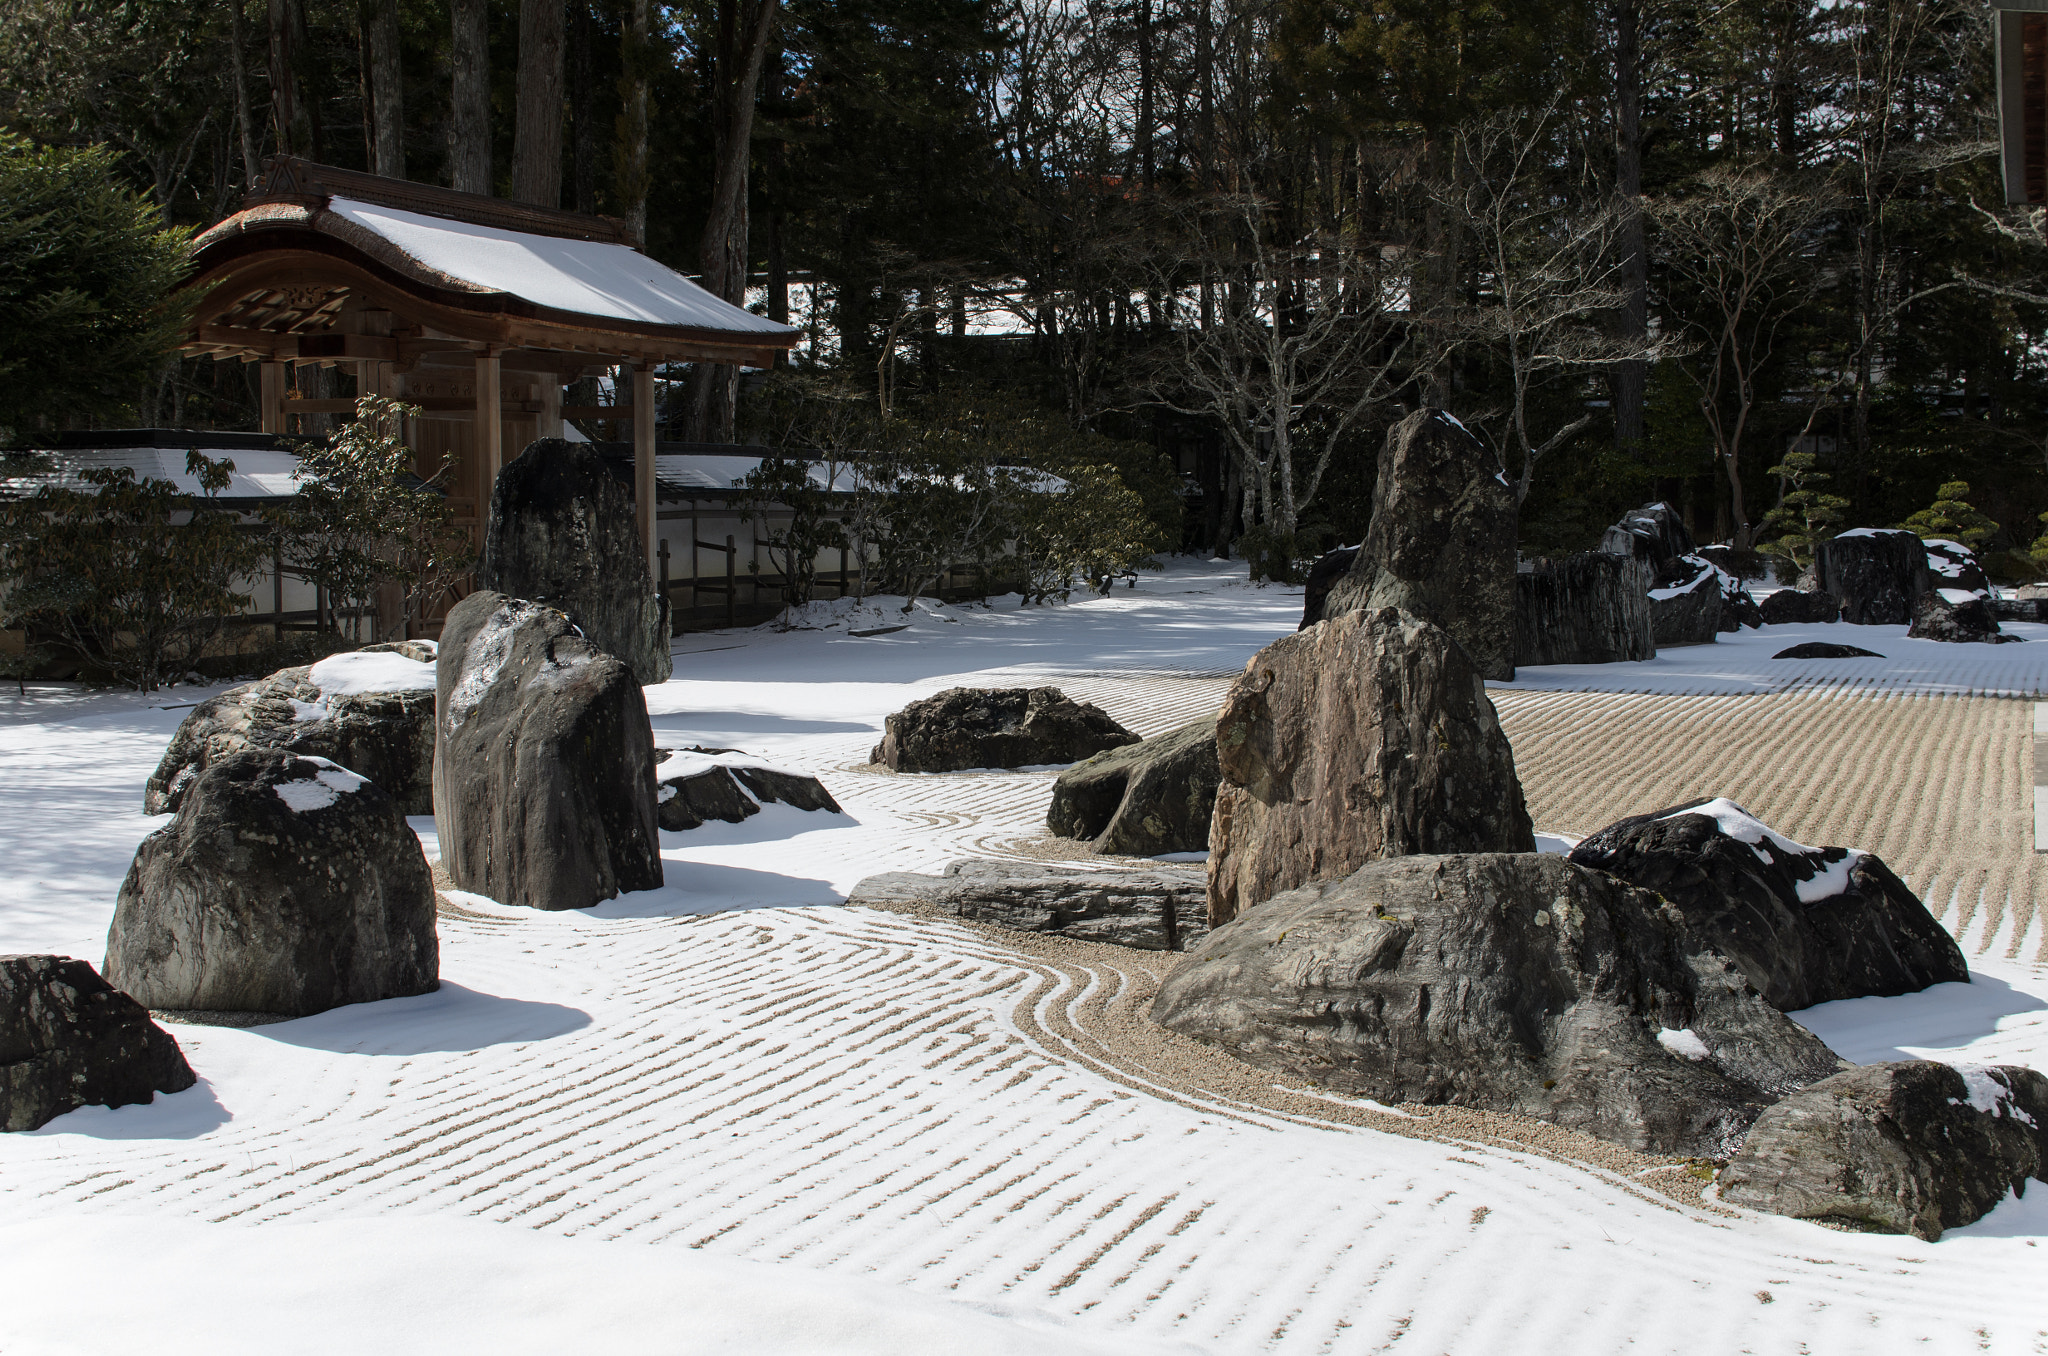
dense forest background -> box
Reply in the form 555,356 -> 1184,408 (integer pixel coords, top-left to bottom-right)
5,0 -> 2047,568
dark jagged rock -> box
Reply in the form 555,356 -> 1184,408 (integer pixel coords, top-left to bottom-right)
434,592 -> 664,911
1774,642 -> 1884,660
0,954 -> 197,1131
1908,592 -> 2021,644
1816,529 -> 1931,625
1720,587 -> 1765,632
145,643 -> 437,816
1601,501 -> 1697,580
1696,544 -> 1771,586
1758,589 -> 1841,626
1922,538 -> 1989,596
1047,719 -> 1219,856
870,687 -> 1138,773
1720,1061 -> 2048,1240
1207,608 -> 1534,928
1566,798 -> 1967,1012
1154,853 -> 1844,1157
106,748 -> 438,1016
653,749 -> 842,831
1298,546 -> 1360,630
480,438 -> 672,686
1514,552 -> 1656,666
1319,410 -> 1517,679
1650,556 -> 1724,647
848,859 -> 1208,951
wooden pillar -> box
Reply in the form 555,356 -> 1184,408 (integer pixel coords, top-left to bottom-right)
260,360 -> 286,434
537,374 -> 563,440
474,348 -> 503,507
632,362 -> 657,584
357,358 -> 393,402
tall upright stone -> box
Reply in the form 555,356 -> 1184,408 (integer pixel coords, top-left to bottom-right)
434,592 -> 664,911
1514,552 -> 1655,666
1207,607 -> 1535,928
481,438 -> 672,686
1318,409 -> 1517,679
1815,528 -> 1931,625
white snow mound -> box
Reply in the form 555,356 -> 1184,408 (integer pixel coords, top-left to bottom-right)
308,649 -> 437,697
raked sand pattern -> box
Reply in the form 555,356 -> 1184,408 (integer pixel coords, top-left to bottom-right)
2,563 -> 2045,1353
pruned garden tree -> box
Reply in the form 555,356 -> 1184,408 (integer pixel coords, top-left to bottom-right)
1899,479 -> 1997,549
0,450 -> 263,691
736,454 -> 846,612
1757,449 -> 1848,571
1010,463 -> 1164,604
267,397 -> 474,641
1652,170 -> 1834,550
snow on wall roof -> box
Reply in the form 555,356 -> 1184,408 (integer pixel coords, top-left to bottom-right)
0,446 -> 305,501
649,454 -> 1071,498
328,199 -> 793,336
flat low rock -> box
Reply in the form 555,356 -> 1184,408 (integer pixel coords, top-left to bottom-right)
1566,798 -> 1966,1012
106,748 -> 438,1017
847,859 -> 1208,951
1208,607 -> 1534,928
1046,718 -> 1218,856
0,954 -> 197,1132
434,592 -> 664,911
1758,589 -> 1841,625
145,643 -> 437,815
1774,642 -> 1884,660
871,687 -> 1138,773
1720,1061 -> 2048,1240
1908,592 -> 2020,644
1153,853 -> 1844,1157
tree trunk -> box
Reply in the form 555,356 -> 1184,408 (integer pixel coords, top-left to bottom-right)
450,0 -> 490,193
228,0 -> 259,185
685,0 -> 782,442
615,0 -> 650,235
267,0 -> 301,156
1608,0 -> 1646,456
570,0 -> 599,214
368,0 -> 404,177
512,0 -> 566,208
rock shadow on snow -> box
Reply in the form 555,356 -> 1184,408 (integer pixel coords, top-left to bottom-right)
24,1078 -> 230,1140
248,982 -> 590,1056
587,862 -> 844,917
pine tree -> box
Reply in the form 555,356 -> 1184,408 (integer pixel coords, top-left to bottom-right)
1758,450 -> 1848,570
1899,480 -> 1997,549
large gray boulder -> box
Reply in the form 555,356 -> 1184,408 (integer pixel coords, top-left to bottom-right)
1758,589 -> 1840,625
106,748 -> 438,1016
1816,529 -> 1931,625
870,687 -> 1138,773
1567,799 -> 1967,1012
1319,410 -> 1517,679
145,643 -> 438,815
1047,718 -> 1218,856
1720,1061 -> 2048,1240
480,438 -> 671,686
1650,556 -> 1724,647
848,859 -> 1208,951
1207,607 -> 1534,929
1907,592 -> 2019,644
434,592 -> 664,911
1514,552 -> 1655,666
1,955 -> 196,1131
1156,853 -> 1844,1157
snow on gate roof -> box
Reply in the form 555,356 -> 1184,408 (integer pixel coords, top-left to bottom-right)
0,434 -> 306,504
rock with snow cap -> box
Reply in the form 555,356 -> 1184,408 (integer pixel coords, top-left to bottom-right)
144,642 -> 438,816
1318,409 -> 1518,679
870,687 -> 1137,773
654,747 -> 841,831
1719,585 -> 1765,633
1207,607 -> 1534,927
1907,592 -> 2020,644
0,954 -> 197,1131
1815,528 -> 1932,625
1921,538 -> 1990,597
106,748 -> 438,1017
1566,798 -> 1966,1012
434,591 -> 664,911
481,438 -> 672,686
1601,501 -> 1697,579
1719,1061 -> 2048,1240
1154,852 -> 1845,1157
1757,589 -> 1840,626
1649,555 -> 1724,647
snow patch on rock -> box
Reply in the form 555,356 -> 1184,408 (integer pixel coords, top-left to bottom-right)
1657,797 -> 1866,902
1657,1027 -> 1712,1061
309,650 -> 437,697
1947,1064 -> 2040,1125
272,757 -> 368,812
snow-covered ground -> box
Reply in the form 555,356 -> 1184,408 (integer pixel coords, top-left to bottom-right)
2,559 -> 2045,1354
